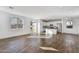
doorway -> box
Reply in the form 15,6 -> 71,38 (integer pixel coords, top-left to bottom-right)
57,23 -> 62,33
31,21 -> 37,34
30,20 -> 41,35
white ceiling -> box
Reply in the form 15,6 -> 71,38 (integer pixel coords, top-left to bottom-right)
1,6 -> 79,19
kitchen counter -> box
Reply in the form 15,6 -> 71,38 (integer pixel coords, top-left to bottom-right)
46,28 -> 57,35
43,26 -> 58,29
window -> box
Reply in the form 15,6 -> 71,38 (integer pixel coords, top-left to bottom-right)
10,17 -> 23,29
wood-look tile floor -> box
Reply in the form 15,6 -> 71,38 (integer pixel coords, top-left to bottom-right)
0,33 -> 79,53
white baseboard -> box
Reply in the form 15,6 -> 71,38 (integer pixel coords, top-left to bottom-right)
0,32 -> 30,39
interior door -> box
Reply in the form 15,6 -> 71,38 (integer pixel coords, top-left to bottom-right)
57,23 -> 62,32
32,22 -> 37,34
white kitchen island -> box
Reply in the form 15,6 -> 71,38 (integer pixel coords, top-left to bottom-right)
46,28 -> 57,35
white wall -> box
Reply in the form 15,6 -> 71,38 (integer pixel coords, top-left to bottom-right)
62,17 -> 79,34
0,6 -> 79,36
0,11 -> 33,39
72,17 -> 79,34
40,16 -> 79,35
39,16 -> 79,35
